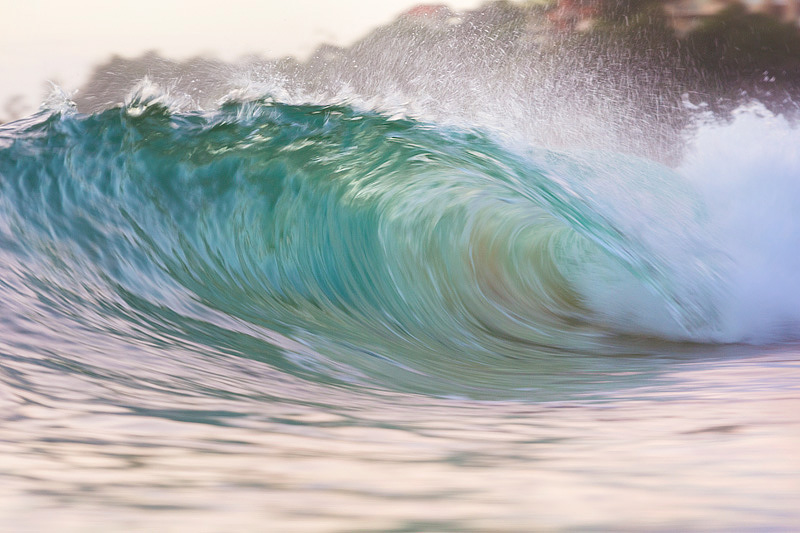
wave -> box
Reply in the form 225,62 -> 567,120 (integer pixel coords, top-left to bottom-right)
0,91 -> 798,395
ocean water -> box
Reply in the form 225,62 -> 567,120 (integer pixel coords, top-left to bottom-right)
1,82 -> 799,530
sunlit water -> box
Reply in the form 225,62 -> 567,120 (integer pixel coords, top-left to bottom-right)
1,35 -> 800,529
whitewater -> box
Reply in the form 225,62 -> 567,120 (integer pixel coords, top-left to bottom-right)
1,41 -> 800,530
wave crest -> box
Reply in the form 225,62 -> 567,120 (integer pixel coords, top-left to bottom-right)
1,100 -> 797,395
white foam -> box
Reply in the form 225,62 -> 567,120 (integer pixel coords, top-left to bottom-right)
678,103 -> 800,342
123,77 -> 194,116
39,83 -> 77,115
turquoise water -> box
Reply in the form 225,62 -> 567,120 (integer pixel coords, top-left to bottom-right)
1,94 -> 799,530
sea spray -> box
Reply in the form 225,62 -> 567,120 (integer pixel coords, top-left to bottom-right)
679,104 -> 800,342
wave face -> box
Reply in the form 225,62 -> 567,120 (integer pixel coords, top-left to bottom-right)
0,96 -> 798,397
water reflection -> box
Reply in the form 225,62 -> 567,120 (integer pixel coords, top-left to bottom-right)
1,341 -> 798,530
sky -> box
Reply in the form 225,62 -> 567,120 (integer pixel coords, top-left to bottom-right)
1,0 -> 486,120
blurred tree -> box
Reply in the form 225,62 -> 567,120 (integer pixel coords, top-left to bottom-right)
684,3 -> 800,81
595,0 -> 660,22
